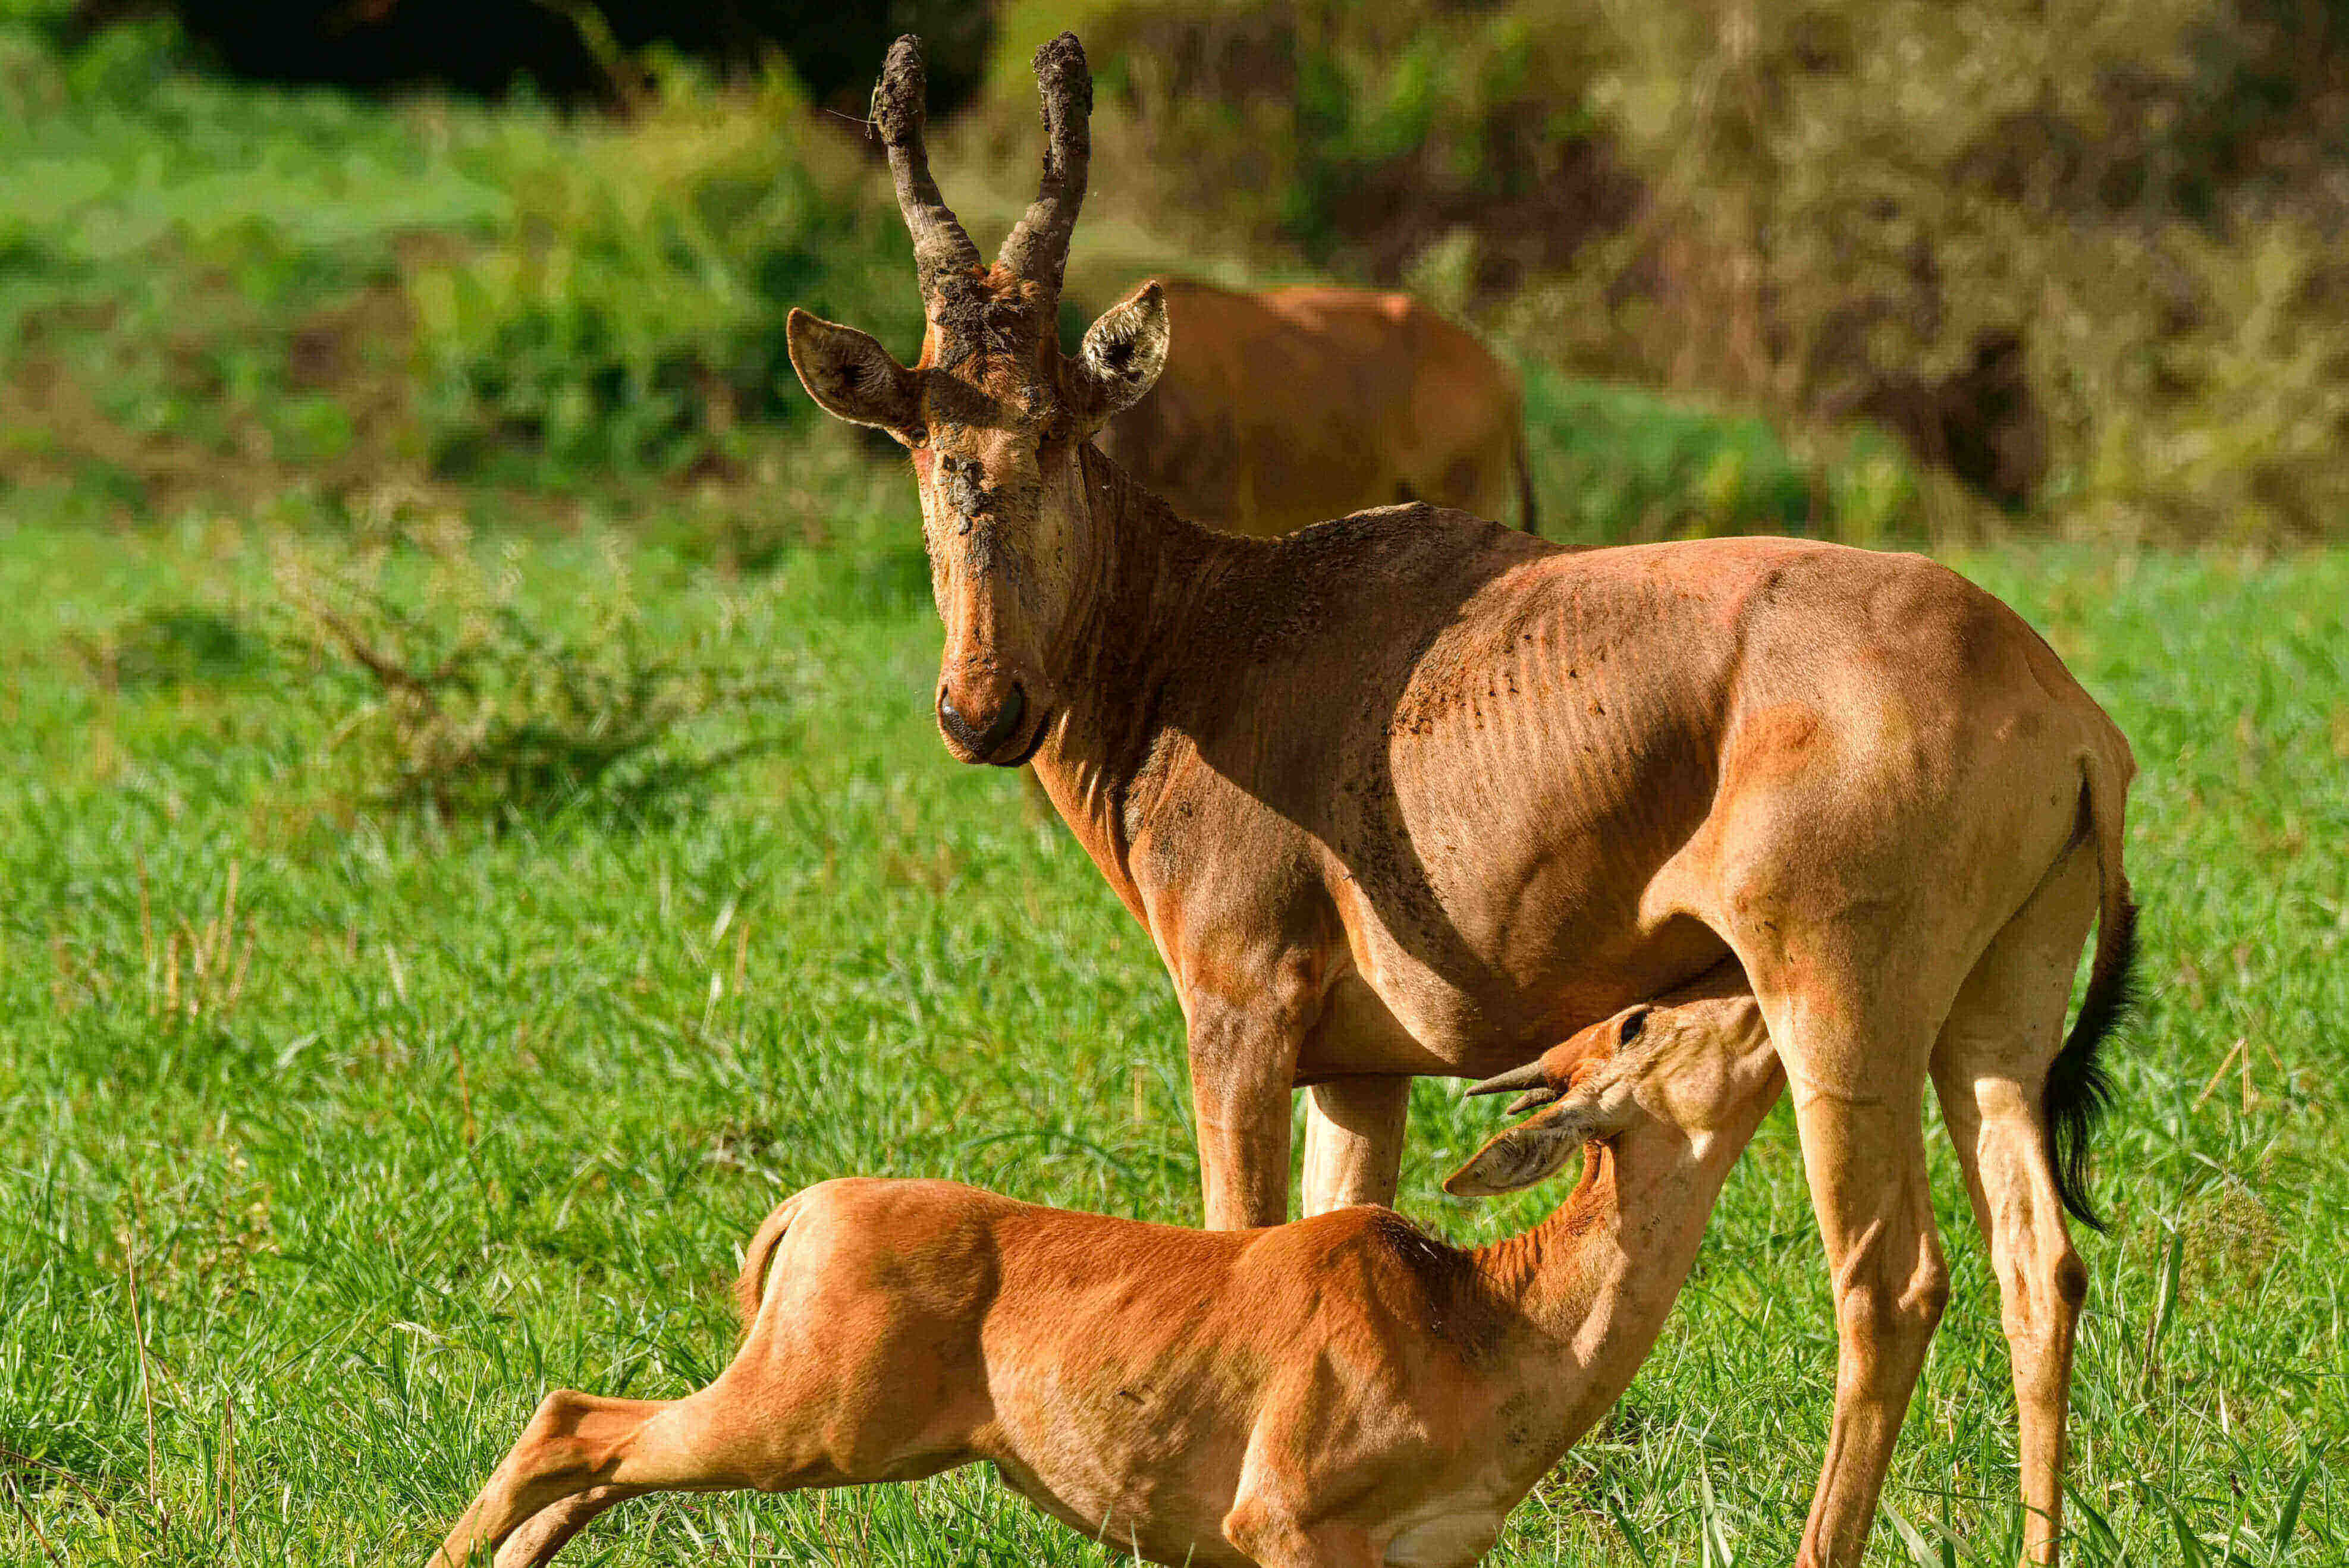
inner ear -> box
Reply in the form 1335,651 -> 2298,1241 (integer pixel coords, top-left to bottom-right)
1067,280 -> 1170,428
1443,1121 -> 1586,1198
787,309 -> 922,440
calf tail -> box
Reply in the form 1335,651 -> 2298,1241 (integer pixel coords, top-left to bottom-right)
2045,758 -> 2138,1232
734,1192 -> 807,1332
1513,431 -> 1540,535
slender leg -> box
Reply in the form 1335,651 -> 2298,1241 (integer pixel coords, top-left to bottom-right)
1933,847 -> 2100,1567
1186,992 -> 1309,1228
432,1389 -> 789,1567
1785,1079 -> 1948,1568
1190,1048 -> 1295,1228
1300,1077 -> 1409,1214
491,1488 -> 629,1568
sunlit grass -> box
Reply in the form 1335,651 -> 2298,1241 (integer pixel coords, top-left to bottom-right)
0,504 -> 2339,1563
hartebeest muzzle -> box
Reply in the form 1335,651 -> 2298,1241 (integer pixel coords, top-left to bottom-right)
937,678 -> 1030,765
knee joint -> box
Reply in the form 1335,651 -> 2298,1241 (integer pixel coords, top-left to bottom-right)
1839,1255 -> 1949,1343
530,1389 -> 587,1434
2055,1250 -> 2089,1311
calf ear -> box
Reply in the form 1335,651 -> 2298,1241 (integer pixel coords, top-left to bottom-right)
787,309 -> 921,439
1444,1067 -> 1644,1198
1067,280 -> 1170,427
1444,1117 -> 1588,1198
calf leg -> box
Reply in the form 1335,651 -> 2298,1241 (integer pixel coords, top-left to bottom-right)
1932,845 -> 2101,1566
488,1488 -> 626,1567
1300,1077 -> 1409,1214
431,1387 -> 828,1567
1226,1502 -> 1384,1568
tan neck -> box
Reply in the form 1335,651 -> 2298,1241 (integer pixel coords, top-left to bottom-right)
1471,1128 -> 1740,1439
1025,445 -> 1257,893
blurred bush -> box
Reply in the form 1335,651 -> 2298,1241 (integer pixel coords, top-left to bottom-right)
276,506 -> 797,821
1006,0 -> 2349,542
13,0 -> 2347,544
406,73 -> 924,486
0,6 -> 924,503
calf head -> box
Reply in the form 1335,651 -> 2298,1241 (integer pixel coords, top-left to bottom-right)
788,33 -> 1169,765
1444,993 -> 1776,1196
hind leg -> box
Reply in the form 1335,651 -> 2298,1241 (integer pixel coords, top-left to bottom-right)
1932,845 -> 2100,1566
488,1488 -> 627,1567
431,1387 -> 816,1566
1732,923 -> 1957,1567
1783,1049 -> 1949,1567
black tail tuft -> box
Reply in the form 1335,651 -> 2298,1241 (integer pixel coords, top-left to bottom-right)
2046,894 -> 2137,1231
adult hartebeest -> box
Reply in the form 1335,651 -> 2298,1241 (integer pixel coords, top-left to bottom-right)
433,981 -> 1783,1568
784,34 -> 2137,1566
1094,278 -> 1537,536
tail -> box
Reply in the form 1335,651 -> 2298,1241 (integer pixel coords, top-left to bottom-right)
2046,758 -> 2138,1231
733,1192 -> 806,1331
1513,431 -> 1540,535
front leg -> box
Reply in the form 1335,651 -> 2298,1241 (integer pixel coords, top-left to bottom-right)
1300,1077 -> 1409,1214
1188,995 -> 1305,1228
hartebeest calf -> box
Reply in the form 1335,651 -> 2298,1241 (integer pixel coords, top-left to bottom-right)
432,983 -> 1782,1568
1095,278 -> 1537,536
784,33 -> 2137,1564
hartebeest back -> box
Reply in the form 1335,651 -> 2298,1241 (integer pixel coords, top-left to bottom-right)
1094,278 -> 1537,537
785,32 -> 2137,1566
431,982 -> 1781,1568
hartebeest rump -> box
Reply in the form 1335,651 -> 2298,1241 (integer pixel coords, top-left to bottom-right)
432,982 -> 1782,1568
786,34 -> 2137,1566
1094,278 -> 1537,536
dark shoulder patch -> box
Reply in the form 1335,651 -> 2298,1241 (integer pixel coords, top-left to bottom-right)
1362,1209 -> 1509,1366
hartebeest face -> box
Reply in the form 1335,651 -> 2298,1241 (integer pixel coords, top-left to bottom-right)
788,34 -> 1168,765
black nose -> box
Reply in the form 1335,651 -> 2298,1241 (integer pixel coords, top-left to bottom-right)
937,681 -> 1026,760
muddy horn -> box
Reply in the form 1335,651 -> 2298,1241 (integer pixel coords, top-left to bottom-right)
998,32 -> 1092,297
872,35 -> 982,292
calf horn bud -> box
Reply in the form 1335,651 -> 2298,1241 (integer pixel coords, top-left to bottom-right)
873,35 -> 981,293
1465,1061 -> 1560,1117
998,32 -> 1092,297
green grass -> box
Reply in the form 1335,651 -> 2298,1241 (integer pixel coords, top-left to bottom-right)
0,9 -> 2340,1564
0,484 -> 2341,1563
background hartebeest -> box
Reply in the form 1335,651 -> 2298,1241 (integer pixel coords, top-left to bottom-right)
432,981 -> 1783,1568
1092,277 -> 1538,537
785,34 -> 2138,1566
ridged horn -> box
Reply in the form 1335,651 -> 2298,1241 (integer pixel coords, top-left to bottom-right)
997,31 -> 1092,296
871,35 -> 981,292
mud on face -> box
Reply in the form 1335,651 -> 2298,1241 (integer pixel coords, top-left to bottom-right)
785,33 -> 1169,765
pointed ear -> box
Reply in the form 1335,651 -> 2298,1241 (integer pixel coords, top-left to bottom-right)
787,309 -> 921,439
1444,1113 -> 1589,1198
1066,280 -> 1170,427
1444,1052 -> 1648,1198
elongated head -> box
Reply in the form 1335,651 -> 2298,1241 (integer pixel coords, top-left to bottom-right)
788,33 -> 1170,765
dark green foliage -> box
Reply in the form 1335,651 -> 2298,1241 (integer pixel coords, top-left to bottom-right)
70,604 -> 267,690
406,81 -> 926,487
1518,367 -> 1920,544
1007,0 -> 2349,539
